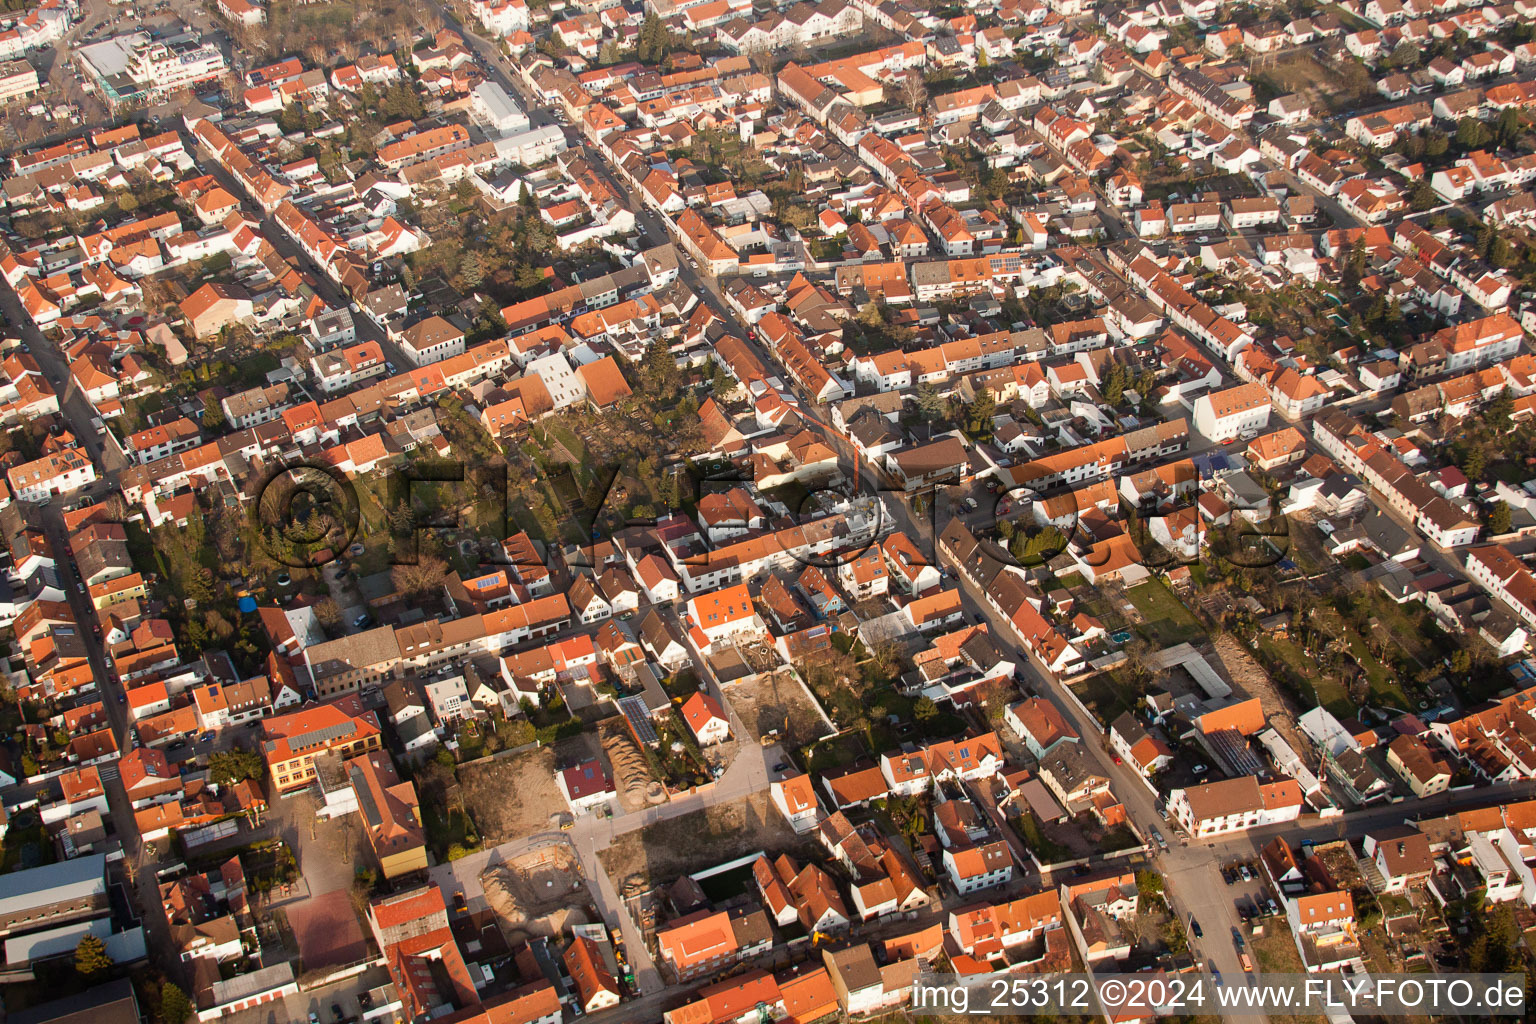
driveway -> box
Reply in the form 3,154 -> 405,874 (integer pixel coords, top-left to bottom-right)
218,964 -> 395,1024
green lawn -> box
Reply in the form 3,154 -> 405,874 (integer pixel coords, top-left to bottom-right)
800,733 -> 866,774
1009,813 -> 1071,863
1256,634 -> 1350,714
1075,672 -> 1138,727
1343,633 -> 1411,710
422,802 -> 480,861
1125,578 -> 1203,645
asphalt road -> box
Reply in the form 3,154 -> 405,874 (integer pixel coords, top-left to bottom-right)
39,505 -> 180,975
442,25 -> 1263,985
193,150 -> 418,376
0,287 -> 127,475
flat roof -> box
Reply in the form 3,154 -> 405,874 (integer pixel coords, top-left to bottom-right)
77,34 -> 148,79
0,854 -> 106,918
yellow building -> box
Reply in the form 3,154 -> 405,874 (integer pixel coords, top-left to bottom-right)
261,695 -> 382,794
347,752 -> 427,879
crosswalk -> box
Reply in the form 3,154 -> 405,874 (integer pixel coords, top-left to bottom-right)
98,760 -> 119,783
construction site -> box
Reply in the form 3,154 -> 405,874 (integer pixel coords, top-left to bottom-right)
725,667 -> 834,748
600,721 -> 666,813
460,739 -> 588,842
480,842 -> 593,945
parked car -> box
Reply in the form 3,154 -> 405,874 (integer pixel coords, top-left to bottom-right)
1189,916 -> 1203,938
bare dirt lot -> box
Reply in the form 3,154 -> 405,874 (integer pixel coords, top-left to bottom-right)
599,721 -> 665,813
1253,51 -> 1377,114
598,792 -> 809,887
724,668 -> 832,748
482,843 -> 591,943
460,735 -> 601,841
1207,633 -> 1311,759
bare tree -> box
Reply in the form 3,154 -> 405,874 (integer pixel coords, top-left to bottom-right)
314,596 -> 341,633
748,43 -> 774,76
899,71 -> 928,115
416,5 -> 445,38
391,553 -> 450,602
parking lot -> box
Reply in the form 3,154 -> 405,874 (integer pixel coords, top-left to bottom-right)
1221,856 -> 1282,923
221,963 -> 395,1024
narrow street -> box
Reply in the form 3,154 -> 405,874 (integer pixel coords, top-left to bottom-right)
437,25 -> 1259,984
0,279 -> 126,475
38,505 -> 178,977
193,155 -> 419,376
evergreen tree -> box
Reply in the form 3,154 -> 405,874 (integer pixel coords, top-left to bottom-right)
638,12 -> 670,64
74,934 -> 111,978
966,388 -> 996,436
1456,116 -> 1490,149
201,394 -> 226,433
1462,444 -> 1487,482
915,382 -> 947,421
209,749 -> 265,785
1475,222 -> 1495,259
161,983 -> 194,1024
1408,177 -> 1436,212
1490,501 -> 1513,535
459,251 -> 485,290
1496,106 -> 1522,146
1491,235 -> 1518,268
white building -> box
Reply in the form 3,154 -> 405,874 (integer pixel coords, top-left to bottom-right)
5,448 -> 97,503
942,841 -> 1013,894
681,692 -> 731,746
128,35 -> 228,97
1192,381 -> 1272,442
556,760 -> 615,813
526,351 -> 587,409
1466,544 -> 1536,631
468,0 -> 530,37
469,81 -> 530,137
0,59 -> 40,104
396,316 -> 465,367
1167,776 -> 1303,838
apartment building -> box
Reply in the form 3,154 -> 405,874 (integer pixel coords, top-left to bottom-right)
126,35 -> 229,99
6,447 -> 96,502
1466,544 -> 1536,630
1167,776 -> 1304,837
378,124 -> 472,170
1192,381 -> 1272,442
397,316 -> 466,367
0,59 -> 40,104
261,695 -> 383,794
